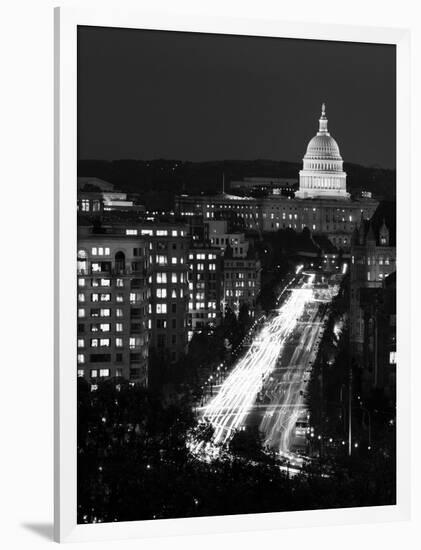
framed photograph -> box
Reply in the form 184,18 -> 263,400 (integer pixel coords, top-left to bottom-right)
54,6 -> 411,543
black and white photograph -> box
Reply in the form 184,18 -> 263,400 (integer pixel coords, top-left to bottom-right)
76,26 -> 397,525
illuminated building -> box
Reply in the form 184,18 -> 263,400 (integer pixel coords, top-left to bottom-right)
295,103 -> 349,200
187,244 -> 223,339
140,222 -> 190,364
77,234 -> 150,386
175,105 -> 378,249
223,245 -> 261,316
77,177 -> 145,217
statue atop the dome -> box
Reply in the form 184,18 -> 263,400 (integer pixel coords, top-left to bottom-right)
321,102 -> 326,117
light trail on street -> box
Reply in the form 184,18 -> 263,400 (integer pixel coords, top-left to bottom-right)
200,274 -> 316,445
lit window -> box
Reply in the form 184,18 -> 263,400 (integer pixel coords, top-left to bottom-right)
157,288 -> 167,298
171,257 -> 178,265
171,230 -> 178,237
156,304 -> 167,314
78,308 -> 85,318
77,369 -> 84,378
116,278 -> 124,287
90,369 -> 98,378
126,229 -> 138,235
77,354 -> 85,364
99,369 -> 109,377
116,323 -> 123,332
92,247 -> 98,255
156,230 -> 168,236
99,323 -> 110,332
171,273 -> 177,283
100,309 -> 110,317
77,339 -> 85,348
157,272 -> 167,283
116,309 -> 123,317
156,255 -> 167,265
99,338 -> 110,347
389,351 -> 396,365
78,293 -> 85,302
130,337 -> 141,349
115,338 -> 123,348
78,278 -> 85,287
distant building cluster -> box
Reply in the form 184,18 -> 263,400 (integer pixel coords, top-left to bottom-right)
176,105 -> 378,250
77,105 -> 395,399
77,181 -> 261,387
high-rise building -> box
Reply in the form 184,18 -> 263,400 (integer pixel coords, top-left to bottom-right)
223,246 -> 262,316
144,222 -> 190,364
77,234 -> 150,386
187,244 -> 223,339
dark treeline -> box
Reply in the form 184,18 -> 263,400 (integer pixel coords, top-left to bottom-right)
78,378 -> 395,524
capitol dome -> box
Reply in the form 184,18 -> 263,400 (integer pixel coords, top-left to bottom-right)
295,103 -> 350,200
304,133 -> 342,161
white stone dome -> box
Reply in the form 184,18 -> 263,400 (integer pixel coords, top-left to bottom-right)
304,133 -> 342,161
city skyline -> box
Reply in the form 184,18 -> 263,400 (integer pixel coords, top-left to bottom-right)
78,27 -> 396,169
76,26 -> 397,525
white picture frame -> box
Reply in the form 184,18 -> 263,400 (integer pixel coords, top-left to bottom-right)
54,6 -> 411,543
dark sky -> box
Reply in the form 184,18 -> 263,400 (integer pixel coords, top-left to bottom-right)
78,26 -> 396,169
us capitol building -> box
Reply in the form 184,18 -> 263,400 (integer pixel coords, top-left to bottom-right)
176,105 -> 379,249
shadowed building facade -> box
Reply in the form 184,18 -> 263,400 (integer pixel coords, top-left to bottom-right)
349,201 -> 396,394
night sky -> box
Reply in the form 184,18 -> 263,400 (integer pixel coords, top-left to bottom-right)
77,26 -> 396,169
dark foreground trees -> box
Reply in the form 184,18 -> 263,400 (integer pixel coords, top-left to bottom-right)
78,378 -> 396,524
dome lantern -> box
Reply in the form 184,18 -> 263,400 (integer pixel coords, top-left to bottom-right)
318,102 -> 329,135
